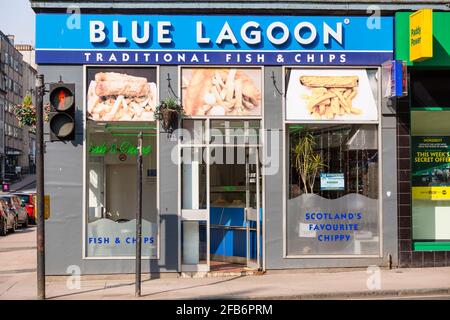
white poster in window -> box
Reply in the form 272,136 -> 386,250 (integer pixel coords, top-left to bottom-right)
320,173 -> 345,191
286,69 -> 378,121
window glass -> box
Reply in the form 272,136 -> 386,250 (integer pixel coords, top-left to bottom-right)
86,122 -> 158,257
411,70 -> 450,109
181,220 -> 207,265
0,97 -> 4,121
411,111 -> 450,243
182,120 -> 205,145
210,146 -> 248,206
210,120 -> 260,145
287,124 -> 380,255
181,147 -> 207,210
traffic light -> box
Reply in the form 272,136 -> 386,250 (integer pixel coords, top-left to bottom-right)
48,83 -> 75,141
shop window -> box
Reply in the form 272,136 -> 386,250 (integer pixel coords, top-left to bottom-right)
85,122 -> 158,257
210,146 -> 251,206
210,120 -> 260,145
411,69 -> 450,109
411,110 -> 450,250
182,119 -> 205,145
286,124 -> 380,256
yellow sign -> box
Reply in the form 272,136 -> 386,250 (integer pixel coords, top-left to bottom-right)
409,9 -> 433,62
33,195 -> 51,220
412,186 -> 450,201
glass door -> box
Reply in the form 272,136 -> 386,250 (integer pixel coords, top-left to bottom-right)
246,146 -> 261,269
180,119 -> 263,272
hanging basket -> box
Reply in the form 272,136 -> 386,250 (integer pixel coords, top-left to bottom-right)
154,98 -> 185,134
161,108 -> 179,133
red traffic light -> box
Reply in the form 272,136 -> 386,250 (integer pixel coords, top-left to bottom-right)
49,86 -> 74,112
49,83 -> 76,141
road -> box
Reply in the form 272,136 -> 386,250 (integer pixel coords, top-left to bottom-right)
17,181 -> 36,193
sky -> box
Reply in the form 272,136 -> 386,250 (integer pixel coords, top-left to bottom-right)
0,0 -> 36,45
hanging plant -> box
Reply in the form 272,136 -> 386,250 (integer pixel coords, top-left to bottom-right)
14,94 -> 50,131
153,97 -> 185,134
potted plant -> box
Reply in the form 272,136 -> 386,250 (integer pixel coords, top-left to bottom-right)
153,97 -> 185,134
291,132 -> 326,194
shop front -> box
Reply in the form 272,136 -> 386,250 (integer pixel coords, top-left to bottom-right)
395,11 -> 450,267
36,11 -> 398,275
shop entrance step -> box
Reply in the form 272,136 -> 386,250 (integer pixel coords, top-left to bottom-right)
180,269 -> 264,278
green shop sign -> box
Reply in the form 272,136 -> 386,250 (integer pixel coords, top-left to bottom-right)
396,11 -> 450,66
89,141 -> 152,156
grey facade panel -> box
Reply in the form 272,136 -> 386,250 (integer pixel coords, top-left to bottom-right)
157,65 -> 180,272
381,114 -> 398,266
263,66 -> 284,270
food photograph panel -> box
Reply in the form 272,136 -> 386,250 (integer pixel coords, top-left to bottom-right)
86,67 -> 158,121
181,67 -> 262,117
286,68 -> 378,122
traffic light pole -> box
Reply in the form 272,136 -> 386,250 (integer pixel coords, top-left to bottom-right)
135,132 -> 143,297
36,74 -> 46,300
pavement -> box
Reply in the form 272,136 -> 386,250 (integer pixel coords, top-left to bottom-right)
1,226 -> 450,300
7,174 -> 36,193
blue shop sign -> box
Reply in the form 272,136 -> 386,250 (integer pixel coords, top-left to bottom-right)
36,14 -> 393,65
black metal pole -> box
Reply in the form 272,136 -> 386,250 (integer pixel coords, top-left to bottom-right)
36,74 -> 45,300
135,132 -> 143,297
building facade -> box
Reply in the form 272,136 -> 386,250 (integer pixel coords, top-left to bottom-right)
0,32 -> 24,182
395,11 -> 450,267
16,44 -> 37,70
30,0 -> 450,275
19,59 -> 37,174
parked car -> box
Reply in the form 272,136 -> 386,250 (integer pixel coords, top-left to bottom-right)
0,195 -> 28,228
13,193 -> 36,224
0,199 -> 17,236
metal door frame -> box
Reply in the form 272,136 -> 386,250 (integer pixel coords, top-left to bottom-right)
245,145 -> 261,270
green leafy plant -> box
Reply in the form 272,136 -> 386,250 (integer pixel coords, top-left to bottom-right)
153,97 -> 185,133
291,132 -> 327,194
14,94 -> 50,131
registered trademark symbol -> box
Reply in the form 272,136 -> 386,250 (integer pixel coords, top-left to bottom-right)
344,19 -> 350,24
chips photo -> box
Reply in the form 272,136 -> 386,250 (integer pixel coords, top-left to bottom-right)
299,75 -> 362,120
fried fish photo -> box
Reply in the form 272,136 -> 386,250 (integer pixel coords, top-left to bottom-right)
182,68 -> 262,116
87,72 -> 158,121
